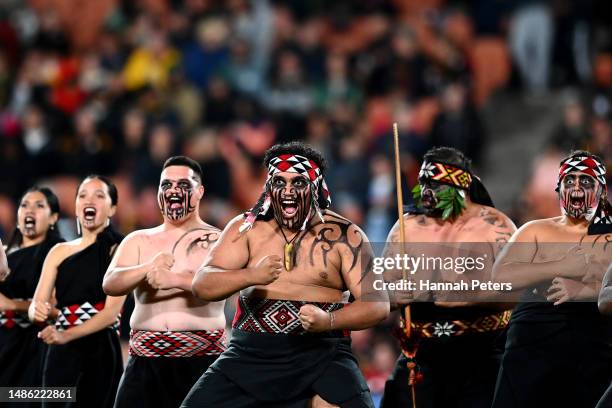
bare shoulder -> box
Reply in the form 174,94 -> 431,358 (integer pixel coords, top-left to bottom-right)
123,227 -> 157,242
45,239 -> 81,264
197,221 -> 222,234
321,210 -> 367,237
513,217 -> 561,242
224,214 -> 248,232
476,206 -> 515,229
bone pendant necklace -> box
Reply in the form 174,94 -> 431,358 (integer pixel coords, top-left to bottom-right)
279,225 -> 300,271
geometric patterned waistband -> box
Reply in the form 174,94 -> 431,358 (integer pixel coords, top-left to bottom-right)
55,301 -> 120,332
404,310 -> 512,340
129,329 -> 226,358
232,296 -> 347,335
0,307 -> 32,329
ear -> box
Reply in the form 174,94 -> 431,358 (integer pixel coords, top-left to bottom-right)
50,213 -> 59,225
108,205 -> 117,218
198,184 -> 205,199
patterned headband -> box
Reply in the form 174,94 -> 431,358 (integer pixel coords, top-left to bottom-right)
239,154 -> 331,233
558,155 -> 607,190
419,161 -> 473,190
267,154 -> 331,206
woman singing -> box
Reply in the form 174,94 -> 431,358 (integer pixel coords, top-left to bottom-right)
0,187 -> 65,394
30,176 -> 125,407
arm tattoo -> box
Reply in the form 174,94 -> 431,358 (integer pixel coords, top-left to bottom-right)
172,228 -> 220,256
480,209 -> 512,244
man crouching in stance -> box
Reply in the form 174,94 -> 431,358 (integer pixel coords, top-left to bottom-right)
183,142 -> 389,408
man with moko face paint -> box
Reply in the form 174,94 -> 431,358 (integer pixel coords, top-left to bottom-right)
103,156 -> 226,408
184,142 -> 389,408
491,150 -> 612,408
380,146 -> 517,408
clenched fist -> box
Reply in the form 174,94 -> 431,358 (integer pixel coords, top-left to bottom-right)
250,255 -> 283,285
29,300 -> 52,323
38,325 -> 72,345
146,252 -> 176,290
299,304 -> 332,332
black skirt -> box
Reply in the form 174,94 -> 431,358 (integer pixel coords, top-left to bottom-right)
182,329 -> 374,407
0,325 -> 48,408
114,354 -> 218,408
42,329 -> 123,408
381,331 -> 504,408
492,317 -> 612,408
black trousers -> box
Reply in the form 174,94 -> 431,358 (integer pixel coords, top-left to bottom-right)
42,329 -> 123,408
381,332 -> 503,408
114,354 -> 218,408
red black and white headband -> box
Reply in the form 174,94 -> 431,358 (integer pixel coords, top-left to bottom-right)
419,160 -> 473,190
557,155 -> 607,191
239,154 -> 331,233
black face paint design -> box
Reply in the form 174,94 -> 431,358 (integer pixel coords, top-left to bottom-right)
559,174 -> 600,220
269,174 -> 312,230
158,179 -> 196,221
419,180 -> 446,216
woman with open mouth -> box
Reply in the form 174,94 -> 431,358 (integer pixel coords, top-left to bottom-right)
0,187 -> 65,401
29,175 -> 125,408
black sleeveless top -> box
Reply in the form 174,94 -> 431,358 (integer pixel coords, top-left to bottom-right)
1,235 -> 64,299
55,226 -> 123,308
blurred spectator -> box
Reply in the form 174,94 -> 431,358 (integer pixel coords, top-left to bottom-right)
509,1 -> 553,95
264,49 -> 314,115
182,17 -> 230,90
63,106 -> 116,176
314,51 -> 362,112
132,123 -> 178,190
429,82 -> 485,166
548,94 -> 590,153
122,26 -> 180,90
203,76 -> 236,126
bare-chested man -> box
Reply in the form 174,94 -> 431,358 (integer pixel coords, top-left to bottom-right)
103,156 -> 225,408
182,142 -> 388,408
491,150 -> 612,408
379,147 -> 516,408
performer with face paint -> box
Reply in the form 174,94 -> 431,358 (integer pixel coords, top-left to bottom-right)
379,147 -> 517,408
103,156 -> 226,408
491,150 -> 612,408
29,176 -> 125,408
184,142 -> 388,408
0,188 -> 65,403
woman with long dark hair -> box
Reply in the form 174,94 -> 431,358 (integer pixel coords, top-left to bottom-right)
0,187 -> 65,394
30,176 -> 125,408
